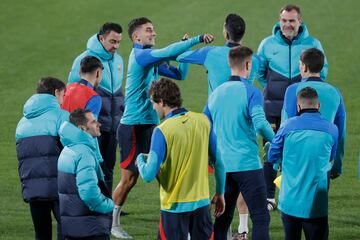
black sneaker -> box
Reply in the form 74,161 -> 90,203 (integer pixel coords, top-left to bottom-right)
120,211 -> 130,216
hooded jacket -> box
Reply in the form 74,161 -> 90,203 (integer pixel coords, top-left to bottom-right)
57,121 -> 113,238
68,34 -> 124,132
257,22 -> 328,117
15,94 -> 69,202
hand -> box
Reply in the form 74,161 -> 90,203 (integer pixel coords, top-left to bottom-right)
181,33 -> 189,41
211,194 -> 225,217
262,142 -> 270,163
135,153 -> 148,166
330,172 -> 340,179
202,34 -> 214,44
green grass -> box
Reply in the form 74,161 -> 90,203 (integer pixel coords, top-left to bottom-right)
0,0 -> 359,239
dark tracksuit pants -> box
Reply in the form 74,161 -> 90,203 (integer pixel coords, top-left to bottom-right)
281,213 -> 328,240
29,201 -> 62,240
263,116 -> 281,199
99,131 -> 118,192
158,205 -> 213,240
214,170 -> 270,240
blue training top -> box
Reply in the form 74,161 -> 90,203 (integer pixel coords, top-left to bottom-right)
177,42 -> 259,95
121,36 -> 204,125
282,76 -> 346,175
268,111 -> 338,218
205,76 -> 274,172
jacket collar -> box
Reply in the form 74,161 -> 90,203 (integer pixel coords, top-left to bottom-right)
79,79 -> 95,89
133,43 -> 152,49
301,76 -> 324,82
298,108 -> 320,116
229,75 -> 248,82
165,108 -> 188,119
226,42 -> 241,48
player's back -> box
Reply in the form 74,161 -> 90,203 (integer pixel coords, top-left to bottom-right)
275,113 -> 338,218
207,79 -> 261,172
205,46 -> 232,93
283,77 -> 343,122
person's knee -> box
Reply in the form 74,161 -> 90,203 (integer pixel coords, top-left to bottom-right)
120,172 -> 138,189
250,210 -> 270,226
237,194 -> 248,212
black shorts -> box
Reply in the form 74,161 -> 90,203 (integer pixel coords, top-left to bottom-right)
158,205 -> 213,240
117,124 -> 155,173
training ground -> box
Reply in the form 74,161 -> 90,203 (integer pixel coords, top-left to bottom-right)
0,0 -> 359,239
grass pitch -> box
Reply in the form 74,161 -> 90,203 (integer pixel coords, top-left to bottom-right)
0,0 -> 359,239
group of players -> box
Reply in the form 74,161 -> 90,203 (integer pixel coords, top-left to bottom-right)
15,3 -> 346,240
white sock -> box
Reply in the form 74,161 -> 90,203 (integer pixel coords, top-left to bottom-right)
267,198 -> 276,204
112,205 -> 123,227
238,213 -> 249,233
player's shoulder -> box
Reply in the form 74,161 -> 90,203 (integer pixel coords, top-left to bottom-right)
194,45 -> 219,58
279,115 -> 300,134
133,47 -> 151,57
188,111 -> 211,128
243,81 -> 261,95
300,33 -> 322,48
285,83 -> 299,95
188,110 -> 208,119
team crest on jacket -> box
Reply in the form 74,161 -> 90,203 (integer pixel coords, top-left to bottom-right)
118,64 -> 121,71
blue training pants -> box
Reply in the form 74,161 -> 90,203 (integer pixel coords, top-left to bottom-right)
213,169 -> 270,240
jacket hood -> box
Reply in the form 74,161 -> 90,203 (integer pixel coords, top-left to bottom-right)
23,94 -> 60,119
87,34 -> 113,60
59,121 -> 97,150
272,22 -> 309,43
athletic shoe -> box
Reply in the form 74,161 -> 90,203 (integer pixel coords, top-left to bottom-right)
111,225 -> 133,239
120,211 -> 129,216
267,200 -> 277,211
233,232 -> 248,240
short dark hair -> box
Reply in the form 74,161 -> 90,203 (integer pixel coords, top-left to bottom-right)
228,46 -> 253,69
149,78 -> 182,108
128,17 -> 152,40
300,48 -> 324,74
69,108 -> 91,127
280,4 -> 301,17
225,14 -> 246,42
80,56 -> 103,74
36,77 -> 65,96
99,22 -> 122,36
297,87 -> 319,107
